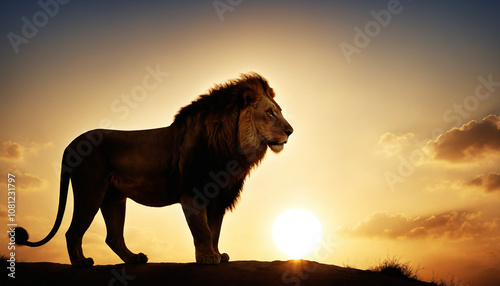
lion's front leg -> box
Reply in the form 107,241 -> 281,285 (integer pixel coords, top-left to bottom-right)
207,209 -> 229,263
181,196 -> 221,264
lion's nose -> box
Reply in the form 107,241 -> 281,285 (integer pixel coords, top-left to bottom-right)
285,126 -> 293,137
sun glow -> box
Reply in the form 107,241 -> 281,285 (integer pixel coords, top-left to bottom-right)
272,209 -> 323,259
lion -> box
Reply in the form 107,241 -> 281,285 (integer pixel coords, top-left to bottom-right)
15,72 -> 293,267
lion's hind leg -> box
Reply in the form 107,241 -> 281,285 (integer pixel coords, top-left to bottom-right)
66,190 -> 102,268
66,213 -> 97,268
101,189 -> 148,264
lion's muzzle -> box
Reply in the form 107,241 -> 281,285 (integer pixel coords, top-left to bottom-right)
268,123 -> 293,153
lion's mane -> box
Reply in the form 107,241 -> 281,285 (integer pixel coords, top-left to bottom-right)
172,73 -> 275,211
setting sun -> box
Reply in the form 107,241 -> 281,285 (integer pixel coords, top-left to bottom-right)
272,209 -> 323,259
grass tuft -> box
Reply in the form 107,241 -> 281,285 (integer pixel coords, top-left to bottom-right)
343,259 -> 357,269
370,256 -> 420,280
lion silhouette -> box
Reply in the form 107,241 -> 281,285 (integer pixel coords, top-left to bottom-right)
15,73 -> 293,267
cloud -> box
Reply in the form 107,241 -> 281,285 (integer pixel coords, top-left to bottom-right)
0,140 -> 53,161
429,115 -> 500,163
0,141 -> 23,160
0,140 -> 52,191
17,172 -> 49,190
0,170 -> 49,191
466,172 -> 500,193
377,132 -> 416,156
339,211 -> 500,240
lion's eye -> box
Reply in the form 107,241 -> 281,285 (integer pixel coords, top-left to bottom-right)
266,110 -> 275,118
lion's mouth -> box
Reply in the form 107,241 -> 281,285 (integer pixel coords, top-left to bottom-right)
267,140 -> 287,146
266,140 -> 287,153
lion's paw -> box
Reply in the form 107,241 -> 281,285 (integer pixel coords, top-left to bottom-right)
136,252 -> 148,263
196,252 -> 221,265
126,252 -> 148,264
220,253 -> 230,263
73,257 -> 94,268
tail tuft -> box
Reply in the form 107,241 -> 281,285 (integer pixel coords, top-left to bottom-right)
14,227 -> 29,245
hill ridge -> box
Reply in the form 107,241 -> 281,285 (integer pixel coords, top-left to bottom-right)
3,260 -> 437,286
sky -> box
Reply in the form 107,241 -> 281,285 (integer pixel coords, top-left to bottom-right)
1,0 -> 500,285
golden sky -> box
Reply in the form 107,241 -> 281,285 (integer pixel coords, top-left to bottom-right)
1,1 -> 500,285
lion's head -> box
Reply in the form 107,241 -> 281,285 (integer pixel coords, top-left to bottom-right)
237,74 -> 293,155
175,72 -> 293,163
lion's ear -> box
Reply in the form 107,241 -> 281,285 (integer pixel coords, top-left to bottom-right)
242,90 -> 260,107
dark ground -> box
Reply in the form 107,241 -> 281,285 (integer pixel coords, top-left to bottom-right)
2,260 -> 438,286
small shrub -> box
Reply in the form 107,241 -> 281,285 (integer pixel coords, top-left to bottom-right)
343,259 -> 356,269
370,256 -> 420,280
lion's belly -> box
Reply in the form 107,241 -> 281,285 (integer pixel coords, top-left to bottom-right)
110,174 -> 179,207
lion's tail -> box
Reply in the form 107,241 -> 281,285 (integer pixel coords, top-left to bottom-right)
15,157 -> 70,247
